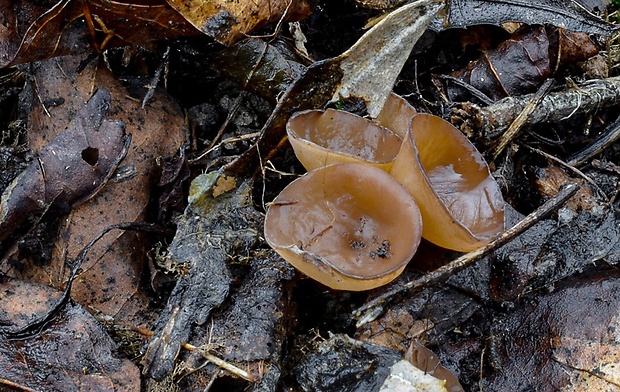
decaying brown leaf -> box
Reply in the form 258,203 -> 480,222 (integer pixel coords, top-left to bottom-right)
484,270 -> 620,391
166,0 -> 314,46
0,88 -> 129,245
0,0 -> 198,68
2,54 -> 186,324
429,0 -> 616,36
0,276 -> 140,391
438,25 -> 600,102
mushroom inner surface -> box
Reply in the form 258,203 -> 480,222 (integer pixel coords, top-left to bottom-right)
288,109 -> 402,163
265,163 -> 421,278
412,114 -> 504,237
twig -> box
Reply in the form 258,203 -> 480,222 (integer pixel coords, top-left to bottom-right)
551,355 -> 620,388
521,143 -> 609,201
568,115 -> 620,167
487,79 -> 554,161
137,328 -> 257,383
352,183 -> 580,327
0,378 -> 40,392
457,76 -> 620,137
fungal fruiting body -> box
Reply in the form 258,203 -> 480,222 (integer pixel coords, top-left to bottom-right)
390,114 -> 505,252
287,109 -> 402,172
267,94 -> 505,290
286,93 -> 416,172
263,163 -> 423,291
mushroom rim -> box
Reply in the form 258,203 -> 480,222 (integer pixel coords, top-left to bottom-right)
407,113 -> 504,242
286,108 -> 403,166
274,242 -> 420,281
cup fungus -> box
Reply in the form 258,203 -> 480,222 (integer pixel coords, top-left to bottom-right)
286,94 -> 415,172
269,94 -> 504,290
390,114 -> 505,252
264,163 -> 422,291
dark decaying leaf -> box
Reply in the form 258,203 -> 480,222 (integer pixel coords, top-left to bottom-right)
440,25 -> 600,102
0,0 -> 198,68
430,0 -> 617,36
157,153 -> 191,221
143,174 -> 261,380
296,334 -> 402,391
165,0 -> 314,46
210,38 -> 307,102
490,203 -> 620,302
0,276 -> 140,391
1,54 -> 186,324
484,270 -> 620,391
179,252 -> 294,385
0,88 -> 129,245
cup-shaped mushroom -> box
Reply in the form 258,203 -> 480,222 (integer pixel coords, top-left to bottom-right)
390,114 -> 505,252
375,92 -> 418,139
287,109 -> 402,172
264,163 -> 422,291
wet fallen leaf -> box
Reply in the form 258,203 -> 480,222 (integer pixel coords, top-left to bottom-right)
484,270 -> 620,391
440,25 -> 600,102
296,334 -> 402,391
210,38 -> 306,102
0,0 -> 198,68
0,276 -> 140,391
166,0 -> 314,46
2,54 -> 186,324
143,173 -> 261,380
429,0 -> 616,36
0,88 -> 129,245
490,203 -> 620,301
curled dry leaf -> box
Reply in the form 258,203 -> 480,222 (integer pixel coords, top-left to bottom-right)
0,277 -> 140,391
167,0 -> 315,46
0,0 -> 198,68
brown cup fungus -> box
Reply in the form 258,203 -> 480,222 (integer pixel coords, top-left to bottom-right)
390,114 -> 505,252
286,93 -> 416,172
264,163 -> 422,291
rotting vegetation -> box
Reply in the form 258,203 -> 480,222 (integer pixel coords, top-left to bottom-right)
1,0 -> 620,391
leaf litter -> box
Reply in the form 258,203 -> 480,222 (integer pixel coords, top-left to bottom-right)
0,0 -> 620,391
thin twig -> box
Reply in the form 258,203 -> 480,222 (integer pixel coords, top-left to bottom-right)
568,114 -> 620,167
488,78 -> 554,161
551,355 -> 620,388
352,183 -> 580,327
0,378 -> 40,392
137,328 -> 257,382
521,143 -> 609,201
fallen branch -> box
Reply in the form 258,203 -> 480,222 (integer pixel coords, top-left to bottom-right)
455,76 -> 620,138
352,183 -> 580,328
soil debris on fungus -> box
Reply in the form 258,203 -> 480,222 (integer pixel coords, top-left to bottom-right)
1,0 -> 620,391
